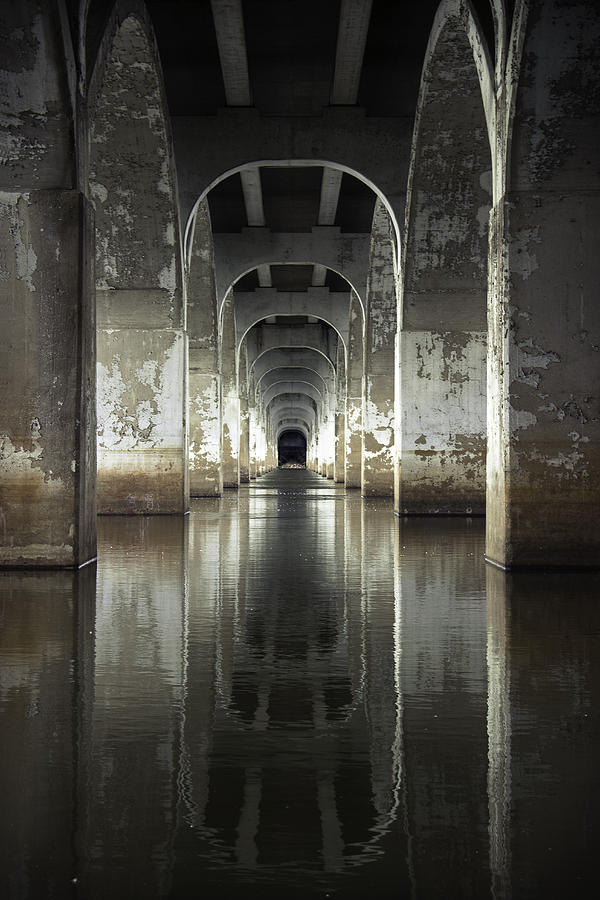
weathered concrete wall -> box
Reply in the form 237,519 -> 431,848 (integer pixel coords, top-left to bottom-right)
398,331 -> 487,514
188,201 -> 222,496
486,0 -> 600,567
90,14 -> 187,514
362,200 -> 396,497
345,292 -> 364,488
398,2 -> 491,517
0,191 -> 96,566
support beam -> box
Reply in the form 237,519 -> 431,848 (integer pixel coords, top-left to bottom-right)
214,228 -> 368,305
330,0 -> 373,105
312,168 -> 344,286
239,167 -> 272,286
210,0 -> 252,106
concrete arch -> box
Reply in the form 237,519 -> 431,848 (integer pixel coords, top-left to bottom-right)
257,369 -> 328,407
267,395 -> 317,418
277,423 -> 309,442
215,231 -> 368,310
420,0 -> 495,168
90,7 -> 187,514
262,382 -> 323,411
183,159 -> 402,267
403,0 -> 493,332
251,342 -> 335,376
268,402 -> 316,431
234,290 -> 350,360
254,350 -> 334,388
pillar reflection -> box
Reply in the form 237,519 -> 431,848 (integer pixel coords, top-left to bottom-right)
79,517 -> 186,899
171,475 -> 404,895
0,566 -> 96,899
397,517 -> 489,897
486,568 -> 600,900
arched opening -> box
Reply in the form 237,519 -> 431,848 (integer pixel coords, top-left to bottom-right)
278,429 -> 307,468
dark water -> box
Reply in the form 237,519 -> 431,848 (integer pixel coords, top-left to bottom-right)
1,469 -> 599,899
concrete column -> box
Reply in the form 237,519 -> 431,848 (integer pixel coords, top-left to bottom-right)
396,9 -> 490,516
238,346 -> 250,483
91,15 -> 187,515
345,292 -> 364,488
0,191 -> 96,567
334,340 -> 346,483
220,294 -> 240,488
362,201 -> 395,497
239,397 -> 250,483
486,0 -> 600,567
188,201 -> 222,496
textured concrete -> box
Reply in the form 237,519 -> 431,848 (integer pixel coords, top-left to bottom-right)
398,331 -> 487,514
398,0 -> 491,515
345,293 -> 364,488
188,202 -> 222,496
91,14 -> 187,515
214,229 -> 368,305
486,0 -> 600,568
0,192 -> 96,566
362,201 -> 395,496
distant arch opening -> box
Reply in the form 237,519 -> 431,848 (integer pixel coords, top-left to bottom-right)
278,430 -> 307,468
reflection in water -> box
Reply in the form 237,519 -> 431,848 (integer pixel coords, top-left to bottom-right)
1,469 -> 599,898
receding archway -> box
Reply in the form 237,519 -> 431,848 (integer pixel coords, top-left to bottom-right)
278,429 -> 307,468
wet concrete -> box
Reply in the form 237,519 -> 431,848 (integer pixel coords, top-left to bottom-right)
1,468 -> 599,898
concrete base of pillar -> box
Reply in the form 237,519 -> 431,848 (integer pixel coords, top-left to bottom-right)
98,449 -> 187,514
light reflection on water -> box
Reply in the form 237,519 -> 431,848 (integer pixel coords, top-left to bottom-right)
1,469 -> 599,899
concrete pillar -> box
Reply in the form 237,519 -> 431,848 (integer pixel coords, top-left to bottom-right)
486,0 -> 600,567
345,292 -> 364,488
239,397 -> 250,483
220,294 -> 240,488
362,200 -> 395,497
238,346 -> 250,483
334,339 -> 346,483
91,15 -> 187,515
188,201 -> 222,496
0,192 -> 96,567
396,9 -> 490,515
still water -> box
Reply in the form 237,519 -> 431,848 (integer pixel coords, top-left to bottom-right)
1,469 -> 599,899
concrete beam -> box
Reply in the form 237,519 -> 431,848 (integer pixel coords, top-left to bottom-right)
215,228 -> 368,306
249,328 -> 334,374
257,368 -> 328,402
263,382 -> 323,411
313,168 -> 345,285
330,0 -> 373,105
210,0 -> 251,106
253,348 -> 335,389
233,287 -> 351,350
174,110 -> 410,239
239,167 -> 272,286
